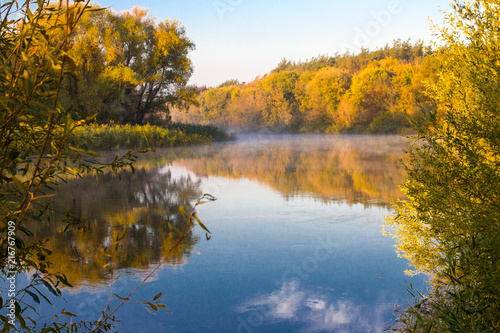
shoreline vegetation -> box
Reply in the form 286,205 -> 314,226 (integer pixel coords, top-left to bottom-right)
68,123 -> 232,151
383,1 -> 500,331
68,123 -> 415,153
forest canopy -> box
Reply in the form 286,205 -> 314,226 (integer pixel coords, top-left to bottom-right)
173,40 -> 441,133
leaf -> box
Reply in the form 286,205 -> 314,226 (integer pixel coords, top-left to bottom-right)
12,176 -> 28,192
64,113 -> 72,136
153,292 -> 162,301
179,205 -> 187,218
139,302 -> 158,313
84,113 -> 98,122
64,166 -> 79,174
112,293 -> 130,301
68,146 -> 101,157
18,226 -> 34,237
56,274 -> 73,287
193,214 -> 211,234
26,290 -> 40,304
115,229 -> 127,243
26,213 -> 43,223
16,312 -> 27,329
142,305 -> 156,315
14,236 -> 24,249
168,222 -> 181,235
32,286 -> 55,305
61,309 -> 77,317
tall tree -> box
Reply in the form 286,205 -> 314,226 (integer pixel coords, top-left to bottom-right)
65,6 -> 196,124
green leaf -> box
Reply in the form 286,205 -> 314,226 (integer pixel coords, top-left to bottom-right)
64,113 -> 72,136
12,176 -> 28,192
68,146 -> 101,157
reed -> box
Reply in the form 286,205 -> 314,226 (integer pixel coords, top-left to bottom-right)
69,123 -> 230,151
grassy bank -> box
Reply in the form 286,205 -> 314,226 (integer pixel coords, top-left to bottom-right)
69,123 -> 231,151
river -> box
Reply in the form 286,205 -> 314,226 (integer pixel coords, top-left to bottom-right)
30,134 -> 425,332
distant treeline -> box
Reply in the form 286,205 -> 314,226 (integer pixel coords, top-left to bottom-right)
173,39 -> 441,133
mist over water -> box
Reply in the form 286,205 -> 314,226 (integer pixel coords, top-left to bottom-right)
27,134 -> 422,332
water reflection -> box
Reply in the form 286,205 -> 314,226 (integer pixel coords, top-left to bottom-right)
28,166 -> 202,287
34,135 -> 408,287
172,135 -> 408,206
21,135 -> 416,332
237,281 -> 391,333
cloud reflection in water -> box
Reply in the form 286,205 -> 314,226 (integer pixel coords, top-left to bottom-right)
237,281 -> 389,333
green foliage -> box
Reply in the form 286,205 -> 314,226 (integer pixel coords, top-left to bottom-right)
0,1 -> 213,331
0,1 -> 126,330
271,54 -> 336,73
384,0 -> 500,330
179,40 -> 440,133
169,122 -> 232,142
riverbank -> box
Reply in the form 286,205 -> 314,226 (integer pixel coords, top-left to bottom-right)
69,123 -> 231,151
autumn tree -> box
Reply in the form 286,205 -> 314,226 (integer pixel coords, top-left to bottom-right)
338,65 -> 392,127
296,67 -> 351,132
226,82 -> 265,129
258,71 -> 300,128
199,84 -> 238,125
64,6 -> 196,124
385,0 -> 500,329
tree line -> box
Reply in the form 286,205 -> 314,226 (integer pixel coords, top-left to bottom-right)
173,40 -> 441,133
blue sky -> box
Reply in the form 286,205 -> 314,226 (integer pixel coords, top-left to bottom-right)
93,0 -> 452,87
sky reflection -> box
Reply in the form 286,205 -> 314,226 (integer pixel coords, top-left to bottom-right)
237,280 -> 394,333
12,135 -> 425,332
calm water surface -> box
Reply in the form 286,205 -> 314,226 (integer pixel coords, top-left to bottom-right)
31,134 -> 425,332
